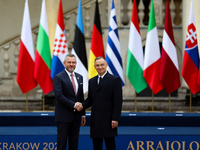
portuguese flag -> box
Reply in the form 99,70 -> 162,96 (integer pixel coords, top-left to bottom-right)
88,0 -> 105,79
34,0 -> 53,94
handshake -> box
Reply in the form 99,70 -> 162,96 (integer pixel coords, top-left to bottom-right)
74,102 -> 83,111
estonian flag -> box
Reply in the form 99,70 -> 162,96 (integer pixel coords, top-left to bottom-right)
71,0 -> 88,93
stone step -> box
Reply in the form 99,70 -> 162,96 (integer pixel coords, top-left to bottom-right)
0,97 -> 199,112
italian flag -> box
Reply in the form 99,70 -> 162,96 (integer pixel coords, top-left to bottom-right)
34,0 -> 53,94
126,0 -> 147,93
143,0 -> 163,94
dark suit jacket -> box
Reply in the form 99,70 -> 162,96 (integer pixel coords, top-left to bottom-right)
82,72 -> 122,138
53,70 -> 85,123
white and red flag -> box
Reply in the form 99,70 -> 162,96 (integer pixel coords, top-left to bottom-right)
182,0 -> 200,94
160,0 -> 180,94
17,0 -> 37,93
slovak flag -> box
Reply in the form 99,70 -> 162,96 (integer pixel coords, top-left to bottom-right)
51,0 -> 68,79
182,0 -> 200,94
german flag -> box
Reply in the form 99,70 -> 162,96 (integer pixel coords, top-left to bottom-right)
88,0 -> 105,79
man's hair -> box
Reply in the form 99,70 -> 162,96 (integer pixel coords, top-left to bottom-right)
94,57 -> 105,63
64,54 -> 76,62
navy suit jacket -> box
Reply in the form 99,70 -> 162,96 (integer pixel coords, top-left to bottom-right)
53,70 -> 85,123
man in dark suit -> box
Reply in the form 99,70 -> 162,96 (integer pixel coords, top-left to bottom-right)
76,57 -> 122,150
53,54 -> 86,150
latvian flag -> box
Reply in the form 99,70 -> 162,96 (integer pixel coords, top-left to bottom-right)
160,0 -> 180,94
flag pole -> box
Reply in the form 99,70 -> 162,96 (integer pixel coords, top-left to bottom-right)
152,92 -> 154,111
43,93 -> 45,111
135,91 -> 137,112
190,91 -> 192,112
26,93 -> 28,111
169,94 -> 171,112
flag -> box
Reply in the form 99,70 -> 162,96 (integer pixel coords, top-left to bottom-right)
126,0 -> 147,93
88,0 -> 105,79
17,0 -> 37,93
160,0 -> 180,94
106,0 -> 125,86
143,0 -> 163,94
51,0 -> 68,79
182,0 -> 200,94
34,0 -> 53,94
71,0 -> 88,93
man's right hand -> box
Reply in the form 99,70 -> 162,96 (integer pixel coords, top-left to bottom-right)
74,102 -> 83,111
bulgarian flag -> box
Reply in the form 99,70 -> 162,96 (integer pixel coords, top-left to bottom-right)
143,0 -> 163,94
88,0 -> 105,79
160,0 -> 180,94
34,0 -> 53,94
17,0 -> 37,94
126,0 -> 147,93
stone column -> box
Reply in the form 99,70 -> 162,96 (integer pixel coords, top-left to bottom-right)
153,0 -> 162,26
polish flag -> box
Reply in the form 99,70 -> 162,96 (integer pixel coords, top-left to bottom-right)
17,0 -> 37,93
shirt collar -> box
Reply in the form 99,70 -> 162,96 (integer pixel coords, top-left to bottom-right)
65,69 -> 75,77
98,71 -> 107,79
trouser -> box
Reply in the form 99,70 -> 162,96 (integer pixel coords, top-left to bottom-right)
92,137 -> 116,150
56,119 -> 80,150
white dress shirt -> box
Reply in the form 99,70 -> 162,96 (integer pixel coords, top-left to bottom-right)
97,71 -> 107,84
65,69 -> 78,93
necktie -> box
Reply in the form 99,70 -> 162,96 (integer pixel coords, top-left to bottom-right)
99,77 -> 102,84
70,74 -> 76,95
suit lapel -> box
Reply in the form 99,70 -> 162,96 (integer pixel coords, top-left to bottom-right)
96,72 -> 111,92
62,71 -> 76,95
75,72 -> 81,96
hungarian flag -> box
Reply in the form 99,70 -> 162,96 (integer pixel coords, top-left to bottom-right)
160,0 -> 180,94
51,0 -> 68,79
17,0 -> 37,93
143,0 -> 163,94
34,0 -> 53,94
126,0 -> 147,93
182,0 -> 200,94
88,0 -> 105,79
71,0 -> 88,93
